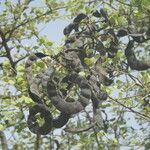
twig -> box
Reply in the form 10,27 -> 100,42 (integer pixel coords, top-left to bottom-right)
128,73 -> 144,88
35,134 -> 41,150
0,131 -> 8,150
14,55 -> 29,65
116,0 -> 131,6
109,96 -> 150,120
0,29 -> 15,70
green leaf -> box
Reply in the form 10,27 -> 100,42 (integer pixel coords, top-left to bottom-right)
8,80 -> 15,85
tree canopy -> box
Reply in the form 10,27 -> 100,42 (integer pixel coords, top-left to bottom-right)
0,0 -> 150,150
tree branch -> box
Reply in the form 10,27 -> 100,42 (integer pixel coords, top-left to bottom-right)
0,131 -> 8,150
0,29 -> 15,70
35,134 -> 40,150
109,96 -> 150,120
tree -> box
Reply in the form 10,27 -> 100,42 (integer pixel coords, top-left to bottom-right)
0,0 -> 150,149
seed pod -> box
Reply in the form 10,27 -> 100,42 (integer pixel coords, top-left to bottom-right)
63,23 -> 75,35
93,10 -> 101,18
117,29 -> 128,37
73,13 -> 87,23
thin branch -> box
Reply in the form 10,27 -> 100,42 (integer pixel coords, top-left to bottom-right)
115,0 -> 131,6
109,96 -> 150,120
35,134 -> 40,150
111,93 -> 148,101
54,140 -> 60,150
5,6 -> 66,38
14,55 -> 29,65
0,29 -> 15,70
84,110 -> 100,146
103,1 -> 117,10
0,131 -> 8,150
5,0 -> 99,39
128,73 -> 144,88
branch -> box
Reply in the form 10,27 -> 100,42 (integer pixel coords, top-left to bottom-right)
0,131 -> 8,150
0,29 -> 15,70
5,6 -> 66,38
128,73 -> 144,88
116,0 -> 131,6
109,96 -> 150,120
35,134 -> 40,150
54,140 -> 60,150
14,55 -> 29,65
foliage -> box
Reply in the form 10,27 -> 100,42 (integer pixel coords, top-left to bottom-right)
0,0 -> 150,150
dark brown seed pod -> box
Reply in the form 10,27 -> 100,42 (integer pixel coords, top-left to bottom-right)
73,13 -> 87,23
117,29 -> 128,37
27,104 -> 53,135
93,10 -> 101,18
63,23 -> 76,35
125,40 -> 150,70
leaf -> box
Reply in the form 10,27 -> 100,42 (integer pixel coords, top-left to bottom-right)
110,138 -> 118,145
130,139 -> 139,145
46,41 -> 53,46
78,71 -> 86,77
8,80 -> 15,85
145,142 -> 150,149
97,131 -> 105,137
17,66 -> 25,72
36,61 -> 45,68
0,124 -> 5,130
18,96 -> 32,104
84,57 -> 95,67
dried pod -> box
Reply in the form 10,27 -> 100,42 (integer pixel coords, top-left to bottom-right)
73,13 -> 87,23
63,23 -> 75,35
125,40 -> 150,70
93,10 -> 101,18
117,29 -> 128,37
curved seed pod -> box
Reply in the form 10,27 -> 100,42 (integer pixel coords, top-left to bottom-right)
25,53 -> 48,83
90,82 -> 107,130
88,72 -> 108,101
107,41 -> 118,58
95,58 -> 113,86
53,113 -> 71,128
28,104 -> 70,134
38,65 -> 54,94
108,29 -> 118,44
25,53 -> 48,104
47,73 -> 91,114
95,41 -> 106,56
26,53 -> 71,134
92,96 -> 104,128
63,23 -> 76,35
62,50 -> 84,72
28,85 -> 43,104
100,8 -> 110,25
73,13 -> 87,23
92,10 -> 101,18
27,104 -> 53,135
125,40 -> 150,70
88,72 -> 108,130
117,29 -> 128,37
65,35 -> 77,44
28,85 -> 70,134
38,65 -> 71,128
